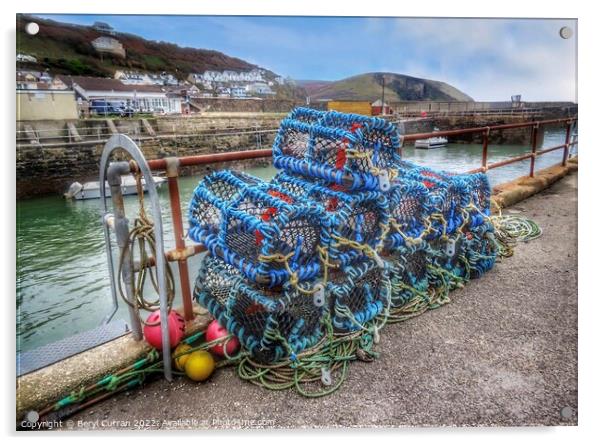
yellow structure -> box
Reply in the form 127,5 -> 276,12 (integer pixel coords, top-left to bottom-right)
327,101 -> 372,116
17,90 -> 78,120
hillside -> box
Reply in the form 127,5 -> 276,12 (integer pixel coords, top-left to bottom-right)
303,72 -> 473,102
16,15 -> 268,80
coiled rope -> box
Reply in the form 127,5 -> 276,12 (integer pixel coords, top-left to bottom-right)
490,215 -> 542,242
116,171 -> 176,325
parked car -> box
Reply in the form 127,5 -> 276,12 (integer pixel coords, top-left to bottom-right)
90,100 -> 134,117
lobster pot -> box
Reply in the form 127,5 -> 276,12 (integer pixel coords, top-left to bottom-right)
188,170 -> 263,246
317,110 -> 401,161
194,256 -> 325,364
455,172 -> 492,228
428,233 -> 469,282
214,181 -> 331,286
288,107 -> 326,124
402,167 -> 470,237
272,172 -> 391,266
465,221 -> 498,278
385,242 -> 431,308
386,179 -> 431,249
272,112 -> 400,192
327,259 -> 391,332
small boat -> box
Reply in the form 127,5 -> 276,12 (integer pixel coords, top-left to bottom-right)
414,136 -> 448,149
64,175 -> 167,200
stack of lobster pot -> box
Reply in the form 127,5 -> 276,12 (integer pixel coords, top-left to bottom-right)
395,160 -> 497,286
270,108 -> 406,333
189,169 -> 332,363
189,107 -> 499,364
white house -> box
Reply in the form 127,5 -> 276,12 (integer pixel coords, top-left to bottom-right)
114,70 -> 152,85
189,68 -> 266,84
57,75 -> 182,114
245,82 -> 275,95
230,86 -> 248,98
91,37 -> 126,58
17,53 -> 37,63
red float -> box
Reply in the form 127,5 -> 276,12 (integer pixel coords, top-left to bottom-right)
143,310 -> 186,350
205,320 -> 240,357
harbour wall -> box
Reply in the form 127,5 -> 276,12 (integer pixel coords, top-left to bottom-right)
17,112 -> 560,199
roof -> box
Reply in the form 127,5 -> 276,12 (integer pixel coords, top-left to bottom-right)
371,99 -> 389,107
57,76 -> 164,93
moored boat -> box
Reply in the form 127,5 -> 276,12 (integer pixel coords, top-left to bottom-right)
64,175 -> 167,200
414,135 -> 448,149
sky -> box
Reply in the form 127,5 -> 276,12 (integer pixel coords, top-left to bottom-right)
35,14 -> 577,102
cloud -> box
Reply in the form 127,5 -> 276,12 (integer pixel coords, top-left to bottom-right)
363,18 -> 577,101
34,15 -> 577,101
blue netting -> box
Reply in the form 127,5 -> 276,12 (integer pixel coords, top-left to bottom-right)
271,172 -> 390,266
188,108 -> 500,364
194,256 -> 325,364
189,170 -> 331,287
386,242 -> 431,308
272,108 -> 401,192
327,258 -> 390,332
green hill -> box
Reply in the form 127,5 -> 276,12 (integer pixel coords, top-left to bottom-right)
16,14 -> 268,79
303,72 -> 473,102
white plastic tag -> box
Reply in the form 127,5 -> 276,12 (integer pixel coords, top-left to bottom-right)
313,284 -> 325,307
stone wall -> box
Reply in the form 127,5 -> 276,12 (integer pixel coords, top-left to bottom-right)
16,113 -> 282,199
391,100 -> 577,113
16,112 -> 569,198
431,116 -> 541,145
190,98 -> 304,113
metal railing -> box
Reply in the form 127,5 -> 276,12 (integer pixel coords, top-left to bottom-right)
401,117 -> 578,177
98,116 -> 577,379
16,124 -> 280,148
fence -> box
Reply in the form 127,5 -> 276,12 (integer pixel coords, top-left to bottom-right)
98,116 -> 577,379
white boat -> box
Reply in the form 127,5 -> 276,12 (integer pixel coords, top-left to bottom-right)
414,136 -> 448,149
64,175 -> 167,200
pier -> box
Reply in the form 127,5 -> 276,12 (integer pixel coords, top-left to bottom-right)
58,169 -> 578,428
16,110 -> 578,423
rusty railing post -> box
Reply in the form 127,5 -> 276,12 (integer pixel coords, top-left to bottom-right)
529,123 -> 539,178
481,127 -> 490,171
165,157 -> 194,321
562,120 -> 572,166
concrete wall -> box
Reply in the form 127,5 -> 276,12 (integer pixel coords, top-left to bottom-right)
17,90 -> 78,121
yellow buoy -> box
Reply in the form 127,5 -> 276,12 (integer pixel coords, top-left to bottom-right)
184,350 -> 215,382
173,343 -> 192,371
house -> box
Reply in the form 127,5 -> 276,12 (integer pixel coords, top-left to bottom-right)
149,72 -> 179,86
115,70 -> 179,86
230,86 -> 248,98
17,53 -> 37,63
16,70 -> 64,91
57,76 -> 182,114
93,21 -> 116,35
114,70 -> 152,85
245,82 -> 275,95
188,69 -> 266,85
91,37 -> 126,58
17,89 -> 78,120
161,83 -> 201,99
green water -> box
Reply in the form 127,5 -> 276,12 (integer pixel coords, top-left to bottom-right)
16,128 -> 575,353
